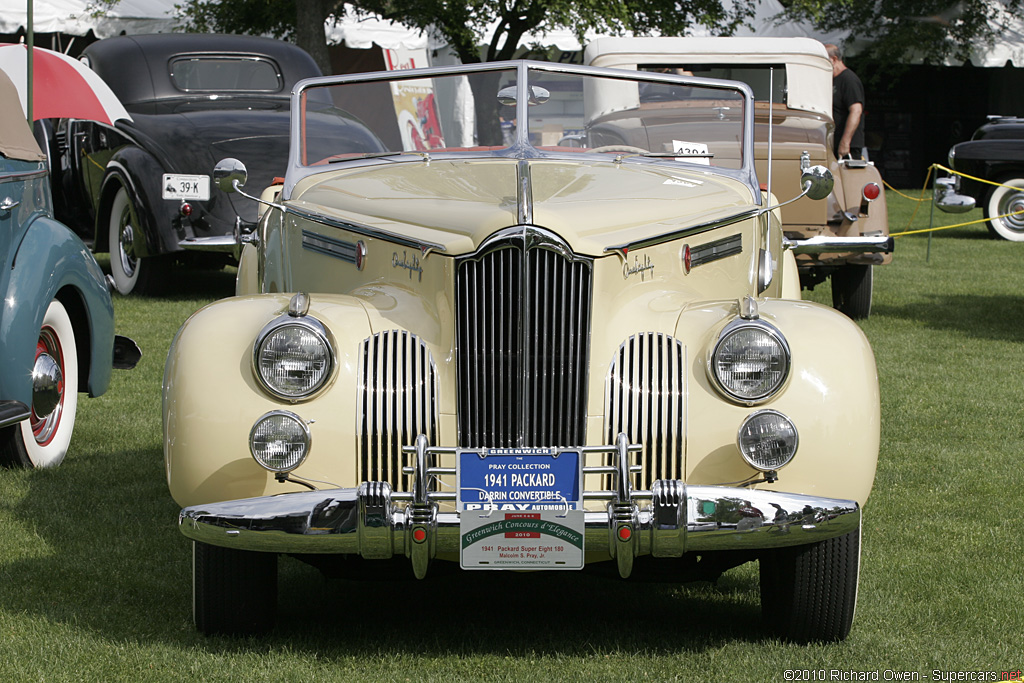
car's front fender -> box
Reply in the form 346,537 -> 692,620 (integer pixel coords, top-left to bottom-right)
163,292 -> 374,507
673,297 -> 879,506
0,214 -> 115,402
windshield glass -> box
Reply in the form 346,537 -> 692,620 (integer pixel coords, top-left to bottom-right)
296,64 -> 747,170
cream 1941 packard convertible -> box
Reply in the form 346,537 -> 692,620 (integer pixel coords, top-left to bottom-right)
164,61 -> 881,641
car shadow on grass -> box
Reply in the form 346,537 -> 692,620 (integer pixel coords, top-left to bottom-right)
261,557 -> 769,653
92,252 -> 238,302
2,456 -> 771,653
873,293 -> 1024,343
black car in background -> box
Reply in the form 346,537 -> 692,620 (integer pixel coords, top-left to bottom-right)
944,115 -> 1024,241
47,34 -> 323,294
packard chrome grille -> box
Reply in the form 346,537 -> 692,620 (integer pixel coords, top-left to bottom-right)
456,235 -> 592,448
605,332 -> 685,489
357,330 -> 439,490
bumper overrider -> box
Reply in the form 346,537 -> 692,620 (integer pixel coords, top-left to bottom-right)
178,434 -> 860,580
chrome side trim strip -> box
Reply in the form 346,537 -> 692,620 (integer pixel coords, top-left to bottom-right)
0,169 -> 48,184
691,233 -> 743,268
301,229 -> 358,263
605,208 -> 761,258
284,204 -> 446,256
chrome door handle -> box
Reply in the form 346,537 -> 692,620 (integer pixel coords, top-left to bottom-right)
0,197 -> 20,213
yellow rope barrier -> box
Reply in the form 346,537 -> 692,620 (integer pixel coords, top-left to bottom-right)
885,163 -> 1024,237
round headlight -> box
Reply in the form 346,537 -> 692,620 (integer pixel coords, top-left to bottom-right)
249,410 -> 311,472
254,319 -> 333,400
709,320 -> 790,403
737,410 -> 798,471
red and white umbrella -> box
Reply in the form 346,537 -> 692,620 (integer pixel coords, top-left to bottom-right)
0,43 -> 131,125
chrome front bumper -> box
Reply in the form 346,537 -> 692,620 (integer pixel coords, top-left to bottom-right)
179,438 -> 860,580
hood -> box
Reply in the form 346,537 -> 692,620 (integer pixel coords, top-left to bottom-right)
288,157 -> 757,257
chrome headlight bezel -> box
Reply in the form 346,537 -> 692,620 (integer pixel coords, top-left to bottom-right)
736,409 -> 799,472
252,314 -> 336,401
248,410 -> 311,473
708,318 -> 791,404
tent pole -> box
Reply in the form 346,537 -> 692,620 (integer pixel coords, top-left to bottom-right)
27,0 -> 34,124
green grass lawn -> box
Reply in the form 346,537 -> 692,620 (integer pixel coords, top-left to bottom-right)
1,191 -> 1022,681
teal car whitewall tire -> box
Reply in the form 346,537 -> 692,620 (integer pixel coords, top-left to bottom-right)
0,299 -> 79,468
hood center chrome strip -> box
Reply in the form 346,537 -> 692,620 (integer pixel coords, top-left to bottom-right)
517,158 -> 533,227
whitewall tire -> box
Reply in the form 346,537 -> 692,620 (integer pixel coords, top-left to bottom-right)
985,178 -> 1024,241
0,300 -> 78,468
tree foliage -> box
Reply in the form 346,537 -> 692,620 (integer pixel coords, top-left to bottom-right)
173,0 -> 759,73
777,0 -> 1024,67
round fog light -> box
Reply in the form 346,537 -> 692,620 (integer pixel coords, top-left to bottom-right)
737,410 -> 798,472
249,410 -> 311,472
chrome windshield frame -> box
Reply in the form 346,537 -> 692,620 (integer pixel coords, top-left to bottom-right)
284,60 -> 760,203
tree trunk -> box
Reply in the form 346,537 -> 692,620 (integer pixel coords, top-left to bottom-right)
295,0 -> 333,75
468,71 -> 504,146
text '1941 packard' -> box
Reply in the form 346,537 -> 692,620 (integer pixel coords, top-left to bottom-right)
164,61 -> 880,642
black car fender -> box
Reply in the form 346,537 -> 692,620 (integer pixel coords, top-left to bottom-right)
95,150 -> 180,257
950,138 -> 1024,201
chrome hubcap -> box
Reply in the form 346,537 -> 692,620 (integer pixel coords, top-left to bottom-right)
30,328 -> 65,446
998,189 -> 1024,232
118,212 -> 138,277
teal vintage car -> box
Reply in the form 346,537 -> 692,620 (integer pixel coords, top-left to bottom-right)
0,69 -> 138,468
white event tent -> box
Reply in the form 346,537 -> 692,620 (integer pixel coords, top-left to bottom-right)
2,0 -> 1021,66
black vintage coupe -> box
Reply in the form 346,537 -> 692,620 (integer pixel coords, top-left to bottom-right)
943,115 -> 1024,241
47,34 -> 324,294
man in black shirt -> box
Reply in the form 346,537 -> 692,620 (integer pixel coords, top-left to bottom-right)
826,43 -> 865,159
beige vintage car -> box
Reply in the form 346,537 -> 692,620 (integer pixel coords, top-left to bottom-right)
165,61 -> 880,641
586,37 -> 893,319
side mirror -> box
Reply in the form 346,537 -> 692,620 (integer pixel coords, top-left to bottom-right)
213,158 -> 247,193
933,176 -> 976,214
801,165 -> 834,201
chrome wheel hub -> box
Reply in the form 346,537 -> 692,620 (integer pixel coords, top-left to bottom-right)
31,328 -> 65,445
118,215 -> 139,277
999,190 -> 1024,232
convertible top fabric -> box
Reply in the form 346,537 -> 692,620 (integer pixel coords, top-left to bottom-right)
0,69 -> 45,162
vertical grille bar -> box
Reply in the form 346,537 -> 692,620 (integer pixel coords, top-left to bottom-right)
604,333 -> 685,489
357,330 -> 439,490
456,240 -> 591,448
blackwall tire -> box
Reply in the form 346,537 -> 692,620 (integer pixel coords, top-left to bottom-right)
759,525 -> 861,643
193,541 -> 277,635
831,264 -> 873,320
984,178 -> 1024,241
0,299 -> 78,468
